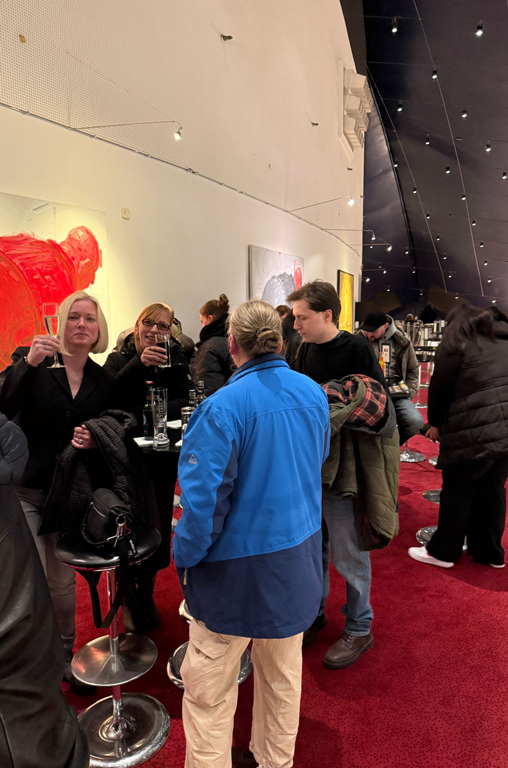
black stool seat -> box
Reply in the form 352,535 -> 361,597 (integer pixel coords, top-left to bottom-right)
55,525 -> 161,571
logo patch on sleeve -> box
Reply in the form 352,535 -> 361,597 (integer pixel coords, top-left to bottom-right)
189,454 -> 198,465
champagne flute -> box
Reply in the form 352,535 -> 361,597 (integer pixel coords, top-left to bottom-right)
42,302 -> 64,368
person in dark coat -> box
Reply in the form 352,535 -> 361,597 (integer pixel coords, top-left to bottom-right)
190,293 -> 233,395
103,301 -> 192,631
0,291 -> 111,695
0,412 -> 89,768
409,303 -> 508,569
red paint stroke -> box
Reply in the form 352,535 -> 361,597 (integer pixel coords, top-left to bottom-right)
294,264 -> 303,291
0,227 -> 101,369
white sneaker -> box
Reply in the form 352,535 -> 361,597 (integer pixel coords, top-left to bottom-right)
408,546 -> 454,568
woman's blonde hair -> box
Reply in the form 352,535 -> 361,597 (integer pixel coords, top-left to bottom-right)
134,302 -> 174,355
228,300 -> 282,357
59,291 -> 109,355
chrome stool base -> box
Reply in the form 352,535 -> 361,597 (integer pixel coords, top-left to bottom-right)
423,490 -> 441,503
178,599 -> 193,624
400,448 -> 426,463
79,693 -> 170,767
416,526 -> 437,545
428,456 -> 438,466
72,633 -> 158,687
167,642 -> 253,690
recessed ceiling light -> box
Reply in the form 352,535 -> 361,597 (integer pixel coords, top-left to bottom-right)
480,242 -> 485,248
397,101 -> 403,112
462,194 -> 466,201
394,159 -> 399,168
446,166 -> 451,174
425,135 -> 430,145
412,187 -> 417,194
472,219 -> 477,226
412,268 -> 416,274
387,245 -> 393,252
503,172 -> 507,180
455,293 -> 459,300
366,277 -> 370,282
371,233 -> 376,241
432,67 -> 438,79
443,254 -> 447,260
391,17 -> 398,34
485,141 -> 492,152
492,298 -> 497,304
426,212 -> 431,219
448,273 -> 452,279
436,234 -> 441,241
387,286 -> 391,291
174,127 -> 182,140
383,269 -> 387,275
462,108 -> 468,119
476,22 -> 483,37
488,277 -> 492,283
484,259 -> 488,266
405,249 -> 410,255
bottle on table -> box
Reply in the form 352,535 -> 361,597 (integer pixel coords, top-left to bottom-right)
189,389 -> 197,409
196,380 -> 206,405
143,381 -> 154,438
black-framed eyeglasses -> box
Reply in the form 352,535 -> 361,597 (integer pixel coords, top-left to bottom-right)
141,318 -> 171,333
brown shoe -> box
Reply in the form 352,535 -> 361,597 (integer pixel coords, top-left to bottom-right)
232,747 -> 258,768
323,632 -> 373,669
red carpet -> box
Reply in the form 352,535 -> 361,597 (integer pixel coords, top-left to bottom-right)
66,426 -> 508,767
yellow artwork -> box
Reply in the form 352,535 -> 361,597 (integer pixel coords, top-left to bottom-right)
338,271 -> 354,333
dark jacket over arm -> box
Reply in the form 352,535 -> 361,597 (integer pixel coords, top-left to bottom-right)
427,346 -> 463,428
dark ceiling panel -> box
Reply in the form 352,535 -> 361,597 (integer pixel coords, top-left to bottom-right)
351,0 -> 508,313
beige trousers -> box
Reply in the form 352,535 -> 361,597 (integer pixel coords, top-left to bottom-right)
181,620 -> 303,768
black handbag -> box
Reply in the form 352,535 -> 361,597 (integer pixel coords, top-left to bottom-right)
80,488 -> 138,629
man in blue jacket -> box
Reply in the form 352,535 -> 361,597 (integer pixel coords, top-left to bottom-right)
173,299 -> 330,768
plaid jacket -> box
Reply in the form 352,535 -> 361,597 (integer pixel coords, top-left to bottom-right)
322,375 -> 387,431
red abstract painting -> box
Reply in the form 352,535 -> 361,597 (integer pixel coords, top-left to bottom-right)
0,226 -> 102,369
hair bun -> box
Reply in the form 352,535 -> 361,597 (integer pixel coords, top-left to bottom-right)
218,294 -> 229,307
256,326 -> 273,339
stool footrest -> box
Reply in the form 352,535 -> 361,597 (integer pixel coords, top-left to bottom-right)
72,633 -> 157,686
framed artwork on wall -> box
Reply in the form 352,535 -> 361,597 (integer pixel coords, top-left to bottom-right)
0,191 -> 108,369
249,245 -> 304,307
337,269 -> 354,333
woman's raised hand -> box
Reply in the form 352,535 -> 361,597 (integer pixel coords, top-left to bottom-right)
26,335 -> 61,367
140,346 -> 168,367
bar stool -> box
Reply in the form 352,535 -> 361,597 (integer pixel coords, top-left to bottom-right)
55,525 -> 170,767
422,489 -> 441,503
167,642 -> 253,689
400,438 -> 426,463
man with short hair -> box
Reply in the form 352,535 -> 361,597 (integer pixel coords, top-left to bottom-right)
288,280 -> 385,669
357,310 -> 423,445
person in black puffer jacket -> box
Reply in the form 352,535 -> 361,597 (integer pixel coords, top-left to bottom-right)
408,303 -> 508,569
103,301 -> 191,632
190,294 -> 233,395
0,413 -> 88,768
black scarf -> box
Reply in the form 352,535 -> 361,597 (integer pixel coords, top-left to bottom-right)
197,314 -> 228,347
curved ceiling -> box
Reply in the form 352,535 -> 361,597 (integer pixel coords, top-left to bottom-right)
344,0 -> 508,313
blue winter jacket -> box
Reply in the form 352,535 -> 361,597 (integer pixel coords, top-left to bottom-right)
173,353 -> 330,638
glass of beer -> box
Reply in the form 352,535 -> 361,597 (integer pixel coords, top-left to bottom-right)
156,334 -> 171,369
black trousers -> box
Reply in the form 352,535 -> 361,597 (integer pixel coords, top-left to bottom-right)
427,457 -> 508,564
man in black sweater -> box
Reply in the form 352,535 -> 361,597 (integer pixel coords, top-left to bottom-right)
288,280 -> 385,669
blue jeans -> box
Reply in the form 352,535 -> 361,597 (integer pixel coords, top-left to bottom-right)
393,397 -> 424,445
320,493 -> 373,636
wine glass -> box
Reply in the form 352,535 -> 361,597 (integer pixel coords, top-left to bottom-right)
42,302 -> 64,368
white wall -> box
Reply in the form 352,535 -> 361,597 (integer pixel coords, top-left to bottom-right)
0,106 -> 362,344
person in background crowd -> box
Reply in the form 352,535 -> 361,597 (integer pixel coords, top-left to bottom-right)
103,302 -> 191,632
281,310 -> 303,366
288,280 -> 385,668
0,411 -> 89,768
409,303 -> 508,569
358,311 -> 424,445
275,304 -> 291,320
173,299 -> 330,768
0,291 -> 111,695
114,327 -> 134,352
172,316 -> 195,363
420,304 -> 438,324
190,293 -> 233,395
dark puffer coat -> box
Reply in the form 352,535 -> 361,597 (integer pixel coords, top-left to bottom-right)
0,414 -> 88,768
190,315 -> 233,396
428,320 -> 508,468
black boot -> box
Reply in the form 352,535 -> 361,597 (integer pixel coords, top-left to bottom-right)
122,575 -> 160,633
63,653 -> 96,696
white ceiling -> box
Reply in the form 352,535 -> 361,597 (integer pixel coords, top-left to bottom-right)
0,0 -> 363,236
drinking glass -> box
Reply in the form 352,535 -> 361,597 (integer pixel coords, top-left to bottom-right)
181,406 -> 195,438
42,302 -> 64,368
152,388 -> 169,449
156,334 -> 171,369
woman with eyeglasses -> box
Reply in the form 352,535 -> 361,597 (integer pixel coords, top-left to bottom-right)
104,301 -> 191,632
